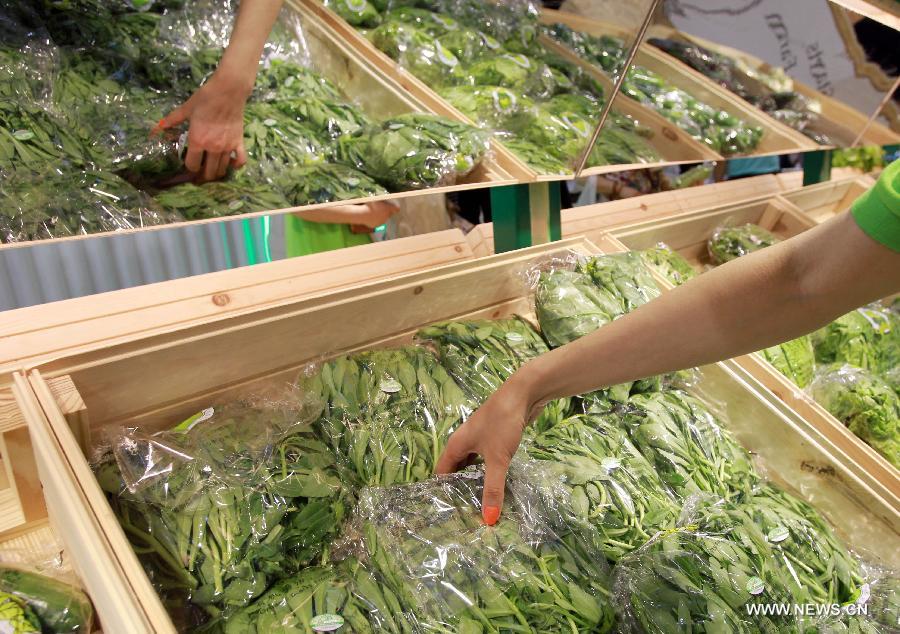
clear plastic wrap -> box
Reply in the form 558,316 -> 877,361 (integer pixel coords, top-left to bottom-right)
0,167 -> 181,243
811,304 -> 899,376
340,463 -> 617,633
616,390 -> 760,501
416,316 -> 571,432
325,0 -> 383,28
0,98 -> 90,172
271,97 -> 373,140
707,222 -> 780,265
438,85 -> 537,132
463,53 -> 559,100
525,414 -> 680,561
368,20 -> 468,87
808,363 -> 899,469
253,60 -> 343,103
298,346 -> 475,488
336,113 -> 490,190
0,567 -> 93,633
0,25 -> 58,104
153,177 -> 290,220
92,394 -> 347,624
759,334 -> 817,388
276,163 -> 387,207
639,242 -> 697,287
242,102 -> 330,172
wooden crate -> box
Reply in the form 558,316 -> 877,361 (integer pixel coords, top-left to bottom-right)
647,25 -> 900,147
541,10 -> 821,156
0,229 -> 476,387
609,196 -> 814,270
778,176 -> 876,223
774,166 -> 871,191
298,0 -> 723,180
11,237 -> 900,631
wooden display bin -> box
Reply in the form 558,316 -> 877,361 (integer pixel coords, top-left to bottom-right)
539,11 -> 820,157
298,0 -> 724,180
10,238 -> 900,632
778,175 -> 876,223
647,25 -> 900,148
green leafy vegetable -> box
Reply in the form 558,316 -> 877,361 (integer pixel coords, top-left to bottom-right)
0,98 -> 90,171
0,592 -> 40,634
811,305 -> 899,375
272,97 -> 372,139
153,179 -> 290,220
761,335 -> 816,388
0,567 -> 94,633
439,85 -> 536,132
464,53 -> 557,99
707,223 -> 780,264
277,163 -> 386,206
325,0 -> 382,28
640,243 -> 697,286
254,60 -> 343,102
243,103 -> 330,171
368,20 -> 466,87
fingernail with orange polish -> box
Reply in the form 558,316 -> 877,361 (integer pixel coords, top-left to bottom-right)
483,506 -> 500,526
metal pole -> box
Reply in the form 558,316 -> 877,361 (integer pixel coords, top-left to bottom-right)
851,75 -> 900,147
574,0 -> 663,176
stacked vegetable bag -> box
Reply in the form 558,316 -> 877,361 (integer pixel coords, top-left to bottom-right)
544,23 -> 763,156
93,250 -> 898,631
328,0 -> 661,173
0,1 -> 489,244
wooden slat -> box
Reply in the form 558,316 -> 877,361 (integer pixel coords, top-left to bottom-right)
778,176 -> 875,223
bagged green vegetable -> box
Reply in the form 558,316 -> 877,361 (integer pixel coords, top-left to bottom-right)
438,27 -> 502,62
277,163 -> 387,206
809,364 -> 900,469
337,113 -> 488,190
243,102 -> 330,171
707,222 -> 780,264
439,85 -> 536,132
0,568 -> 93,633
342,464 -> 617,633
299,346 -> 474,488
0,592 -> 39,634
526,414 -> 680,561
640,243 -> 697,286
368,20 -> 467,87
271,97 -> 372,140
154,178 -> 290,220
0,98 -> 90,171
94,396 -> 346,622
0,35 -> 58,103
464,53 -> 557,99
811,305 -> 899,375
325,0 -> 382,28
0,168 -> 179,243
254,59 -> 343,103
760,335 -> 817,388
385,6 -> 459,35
501,136 -> 570,174
618,390 -> 759,500
417,317 -> 571,432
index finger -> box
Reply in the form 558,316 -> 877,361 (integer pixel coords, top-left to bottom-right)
435,430 -> 472,475
481,457 -> 509,526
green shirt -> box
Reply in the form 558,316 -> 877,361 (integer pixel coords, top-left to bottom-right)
283,215 -> 370,258
852,158 -> 900,252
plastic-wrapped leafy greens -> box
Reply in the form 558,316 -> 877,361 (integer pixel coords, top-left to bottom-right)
501,136 -> 570,174
276,163 -> 386,206
613,525 -> 802,632
0,31 -> 58,103
253,60 -> 343,103
463,53 -> 558,99
0,168 -> 180,243
343,464 -> 617,633
617,390 -> 759,500
0,592 -> 40,634
417,317 -> 571,432
438,27 -> 502,62
385,6 -> 460,35
0,567 -> 93,633
809,364 -> 899,468
153,178 -> 290,220
93,397 -> 346,622
368,21 -> 467,87
543,92 -> 602,119
541,23 -> 625,75
0,98 -> 90,171
811,304 -> 899,375
324,0 -> 382,28
243,103 -> 330,171
707,222 -> 780,264
270,97 -> 372,140
337,113 -> 488,190
760,335 -> 816,388
640,243 -> 697,286
439,85 -> 536,132
299,346 -> 474,488
526,414 -> 680,561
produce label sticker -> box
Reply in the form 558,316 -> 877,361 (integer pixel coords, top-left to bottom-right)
380,377 -> 402,393
767,526 -> 789,543
171,407 -> 215,434
492,89 -> 517,115
436,43 -> 459,68
431,14 -> 457,30
746,577 -> 765,596
504,54 -> 531,69
311,613 -> 345,632
12,129 -> 34,141
343,0 -> 368,14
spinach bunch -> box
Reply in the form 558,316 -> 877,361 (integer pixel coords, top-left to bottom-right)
417,317 -> 571,432
0,567 -> 94,633
272,97 -> 372,140
761,335 -> 816,388
94,401 -> 346,622
526,415 -> 680,561
809,364 -> 899,469
153,178 -> 290,220
707,222 -> 780,264
299,347 -> 474,488
348,467 -> 616,633
439,85 -> 537,133
385,7 -> 460,36
253,60 -> 343,103
617,390 -> 759,500
639,243 -> 697,287
368,20 -> 467,87
502,136 -> 571,174
243,103 -> 330,172
0,168 -> 178,243
438,27 -> 502,63
277,163 -> 386,206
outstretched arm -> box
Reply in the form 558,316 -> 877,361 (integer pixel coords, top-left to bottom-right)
160,0 -> 284,182
437,210 -> 900,525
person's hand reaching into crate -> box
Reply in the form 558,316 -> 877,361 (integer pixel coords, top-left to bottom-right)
158,0 -> 285,183
438,159 -> 900,526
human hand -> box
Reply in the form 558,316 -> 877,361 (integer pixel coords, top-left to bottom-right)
358,200 -> 400,229
435,373 -> 547,525
159,72 -> 250,183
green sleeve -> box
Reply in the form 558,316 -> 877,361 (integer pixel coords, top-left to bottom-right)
851,158 -> 900,252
